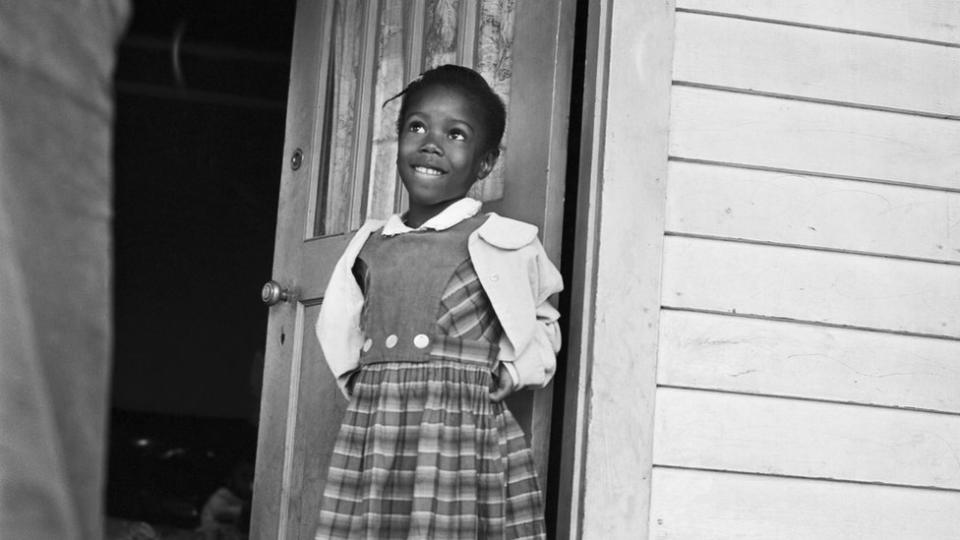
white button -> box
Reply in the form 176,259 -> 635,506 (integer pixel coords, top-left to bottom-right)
385,334 -> 398,348
413,334 -> 430,349
490,273 -> 499,282
362,338 -> 373,352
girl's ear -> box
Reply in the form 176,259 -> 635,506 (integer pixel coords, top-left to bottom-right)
477,149 -> 499,180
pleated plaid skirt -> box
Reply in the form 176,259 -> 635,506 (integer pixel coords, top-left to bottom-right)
315,248 -> 546,539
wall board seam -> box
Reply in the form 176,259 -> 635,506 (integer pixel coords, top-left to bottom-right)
652,464 -> 960,494
667,157 -> 960,195
659,306 -> 960,343
674,7 -> 960,48
656,384 -> 960,418
671,81 -> 960,121
662,231 -> 960,267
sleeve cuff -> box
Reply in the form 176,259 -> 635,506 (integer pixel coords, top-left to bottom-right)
501,361 -> 521,389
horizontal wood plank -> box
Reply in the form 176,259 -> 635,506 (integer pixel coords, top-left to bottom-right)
653,387 -> 960,489
658,310 -> 960,413
650,467 -> 960,540
676,0 -> 960,45
665,161 -> 960,263
674,12 -> 960,117
669,86 -> 960,191
661,236 -> 960,338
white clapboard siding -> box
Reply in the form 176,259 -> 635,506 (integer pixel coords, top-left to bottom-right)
665,161 -> 960,263
653,387 -> 960,489
674,12 -> 960,117
676,0 -> 960,45
660,236 -> 960,338
658,310 -> 960,414
669,86 -> 960,191
649,468 -> 960,540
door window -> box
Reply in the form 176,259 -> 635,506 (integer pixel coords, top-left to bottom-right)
310,0 -> 515,238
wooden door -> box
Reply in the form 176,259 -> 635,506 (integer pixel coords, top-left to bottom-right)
250,1 -> 576,538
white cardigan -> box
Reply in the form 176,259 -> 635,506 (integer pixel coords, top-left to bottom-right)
315,213 -> 563,397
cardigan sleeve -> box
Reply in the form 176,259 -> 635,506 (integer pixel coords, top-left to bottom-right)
315,221 -> 381,397
510,238 -> 563,388
474,214 -> 563,389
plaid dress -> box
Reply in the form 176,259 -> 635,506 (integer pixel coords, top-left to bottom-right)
315,216 -> 546,540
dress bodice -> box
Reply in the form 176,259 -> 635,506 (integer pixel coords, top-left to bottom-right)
355,214 -> 502,366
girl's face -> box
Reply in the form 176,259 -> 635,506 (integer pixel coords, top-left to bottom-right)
397,85 -> 496,217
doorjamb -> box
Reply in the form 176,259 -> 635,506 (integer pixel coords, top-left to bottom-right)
555,0 -> 676,538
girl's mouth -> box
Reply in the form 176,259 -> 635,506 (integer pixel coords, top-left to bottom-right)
413,165 -> 444,176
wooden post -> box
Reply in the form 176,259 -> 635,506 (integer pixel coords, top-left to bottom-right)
559,0 -> 675,537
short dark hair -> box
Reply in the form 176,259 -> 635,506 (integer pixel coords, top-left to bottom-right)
389,64 -> 506,156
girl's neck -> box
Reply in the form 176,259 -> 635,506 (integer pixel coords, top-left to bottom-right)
403,197 -> 466,228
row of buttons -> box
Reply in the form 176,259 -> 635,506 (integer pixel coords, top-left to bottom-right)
362,333 -> 431,352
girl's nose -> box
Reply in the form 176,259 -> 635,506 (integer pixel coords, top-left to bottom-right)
420,140 -> 442,155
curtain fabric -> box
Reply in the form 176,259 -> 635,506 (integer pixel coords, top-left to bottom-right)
0,2 -> 129,539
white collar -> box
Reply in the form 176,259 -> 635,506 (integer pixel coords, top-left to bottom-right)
381,197 -> 482,236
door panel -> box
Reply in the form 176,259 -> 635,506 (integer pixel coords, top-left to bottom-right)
283,302 -> 340,539
253,1 -> 574,538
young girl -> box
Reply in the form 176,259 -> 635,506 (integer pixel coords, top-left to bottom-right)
314,64 -> 563,539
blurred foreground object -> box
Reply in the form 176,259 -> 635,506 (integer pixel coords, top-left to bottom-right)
0,2 -> 130,539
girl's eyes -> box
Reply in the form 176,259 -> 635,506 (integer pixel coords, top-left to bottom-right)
405,121 -> 469,141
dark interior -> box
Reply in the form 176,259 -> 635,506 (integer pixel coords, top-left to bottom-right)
107,1 -> 294,537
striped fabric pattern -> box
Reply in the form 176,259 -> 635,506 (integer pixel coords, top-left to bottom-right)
430,260 -> 504,365
315,259 -> 545,540
435,260 -> 502,341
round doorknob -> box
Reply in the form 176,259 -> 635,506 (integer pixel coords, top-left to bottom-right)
261,280 -> 291,306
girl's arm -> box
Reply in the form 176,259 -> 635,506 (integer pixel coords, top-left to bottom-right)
501,239 -> 564,391
315,221 -> 382,398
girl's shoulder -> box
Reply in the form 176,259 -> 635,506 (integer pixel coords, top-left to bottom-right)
358,218 -> 387,234
352,219 -> 388,242
338,219 -> 387,263
476,213 -> 540,250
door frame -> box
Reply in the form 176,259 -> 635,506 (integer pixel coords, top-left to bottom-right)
554,0 -> 675,538
251,1 -> 585,538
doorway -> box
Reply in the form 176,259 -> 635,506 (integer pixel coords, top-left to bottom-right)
249,1 -> 581,539
107,1 -> 588,538
106,1 -> 294,538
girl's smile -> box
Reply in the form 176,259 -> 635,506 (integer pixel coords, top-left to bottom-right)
412,165 -> 444,176
396,85 -> 497,226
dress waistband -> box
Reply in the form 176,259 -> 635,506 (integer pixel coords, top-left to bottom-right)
360,335 -> 499,367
